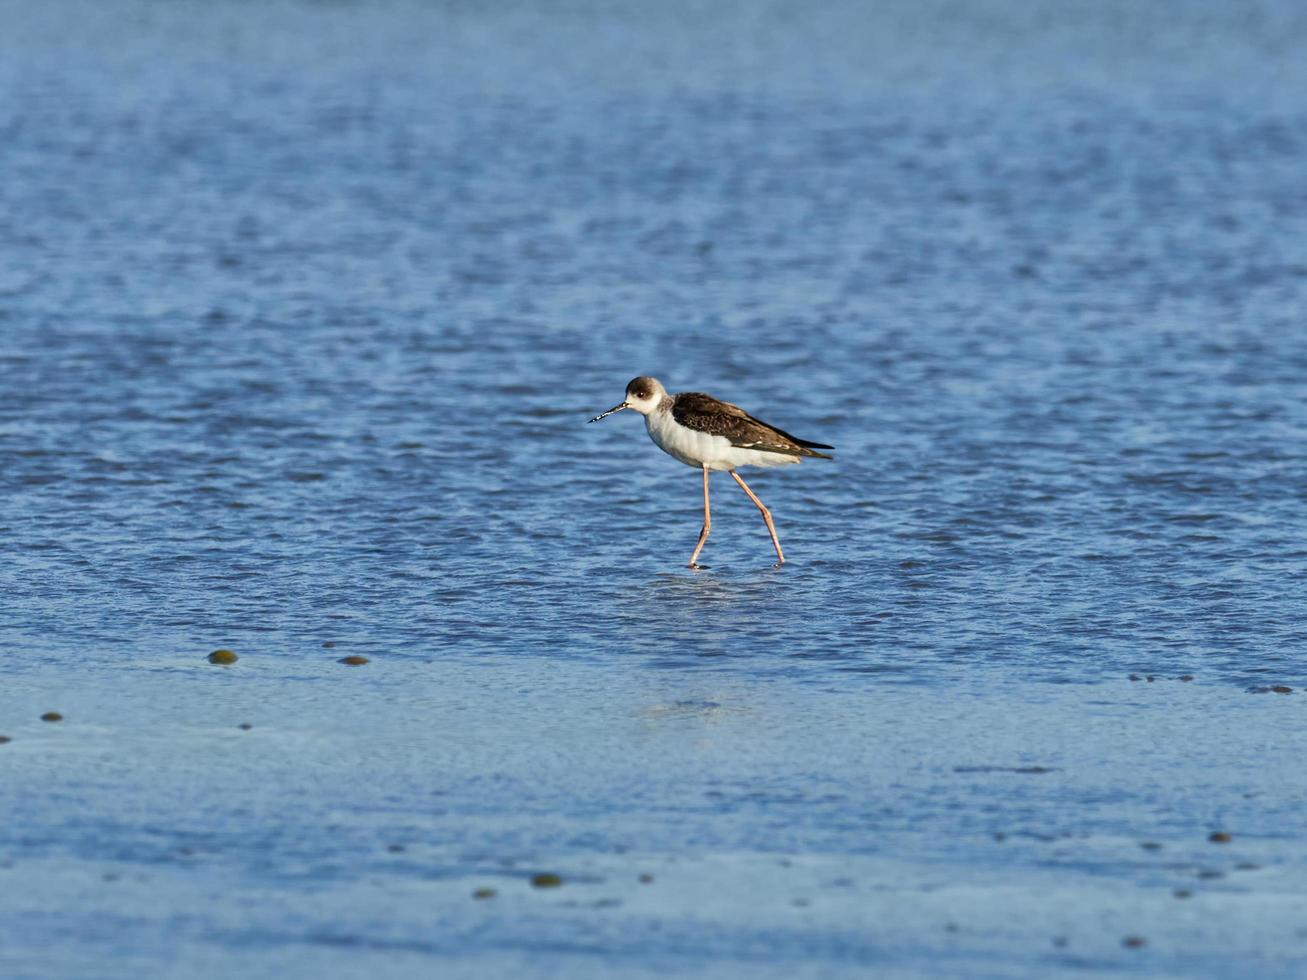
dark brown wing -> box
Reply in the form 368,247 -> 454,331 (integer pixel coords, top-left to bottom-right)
672,392 -> 834,458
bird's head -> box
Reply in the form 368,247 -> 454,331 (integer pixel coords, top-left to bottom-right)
588,376 -> 666,422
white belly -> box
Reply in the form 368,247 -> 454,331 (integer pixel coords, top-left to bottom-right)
645,410 -> 798,470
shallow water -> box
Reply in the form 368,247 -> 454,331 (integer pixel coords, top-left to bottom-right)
3,1 -> 1307,977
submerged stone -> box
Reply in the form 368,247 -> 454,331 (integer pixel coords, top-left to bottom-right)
208,649 -> 238,665
338,655 -> 370,665
41,712 -> 63,722
530,873 -> 563,888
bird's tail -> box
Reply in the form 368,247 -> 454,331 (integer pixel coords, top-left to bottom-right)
797,443 -> 834,459
795,438 -> 834,458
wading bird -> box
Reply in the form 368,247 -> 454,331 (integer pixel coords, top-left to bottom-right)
589,376 -> 833,567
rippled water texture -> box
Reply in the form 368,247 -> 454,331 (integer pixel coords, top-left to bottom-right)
3,1 -> 1307,977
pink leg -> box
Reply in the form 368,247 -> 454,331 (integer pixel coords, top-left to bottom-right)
688,465 -> 711,567
729,470 -> 784,565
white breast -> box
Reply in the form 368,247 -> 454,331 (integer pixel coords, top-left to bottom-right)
644,409 -> 799,471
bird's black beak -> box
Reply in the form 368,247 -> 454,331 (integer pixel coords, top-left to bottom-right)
588,402 -> 628,423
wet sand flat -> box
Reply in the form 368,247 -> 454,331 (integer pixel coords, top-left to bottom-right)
3,656 -> 1306,977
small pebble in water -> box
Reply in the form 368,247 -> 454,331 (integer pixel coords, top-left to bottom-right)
1209,831 -> 1232,843
1052,936 -> 1068,948
387,844 -> 405,853
1271,685 -> 1293,694
322,641 -> 337,648
530,873 -> 563,888
207,649 -> 238,665
41,712 -> 63,722
1179,675 -> 1195,682
472,887 -> 497,900
1139,841 -> 1162,851
338,655 -> 370,665
0,736 -> 10,744
1174,889 -> 1193,899
238,723 -> 253,731
1122,936 -> 1146,949
638,873 -> 654,884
